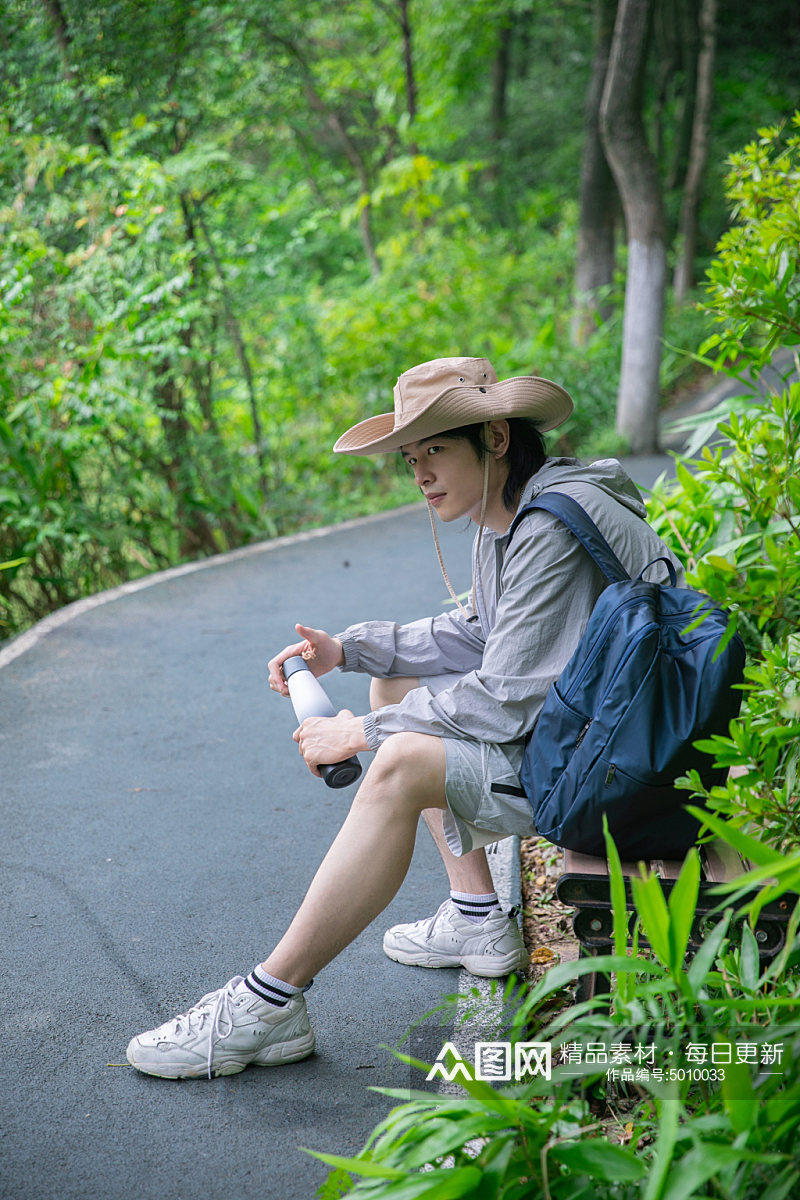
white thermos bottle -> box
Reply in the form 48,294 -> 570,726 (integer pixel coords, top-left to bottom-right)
282,656 -> 363,788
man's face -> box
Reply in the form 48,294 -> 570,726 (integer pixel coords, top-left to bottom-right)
400,436 -> 486,524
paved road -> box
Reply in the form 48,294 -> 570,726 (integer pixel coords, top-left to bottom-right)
2,354 -> 791,1200
0,507 -> 482,1200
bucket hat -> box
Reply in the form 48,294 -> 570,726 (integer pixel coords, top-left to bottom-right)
333,356 -> 573,455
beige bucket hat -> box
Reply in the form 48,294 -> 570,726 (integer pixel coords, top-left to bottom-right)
333,356 -> 573,456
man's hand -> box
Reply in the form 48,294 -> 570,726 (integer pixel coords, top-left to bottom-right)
268,624 -> 345,696
293,709 -> 368,777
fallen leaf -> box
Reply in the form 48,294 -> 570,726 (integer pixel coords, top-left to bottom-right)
530,947 -> 556,964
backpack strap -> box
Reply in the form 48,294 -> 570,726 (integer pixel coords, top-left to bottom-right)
508,491 -> 631,585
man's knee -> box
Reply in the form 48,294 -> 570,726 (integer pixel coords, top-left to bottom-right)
365,732 -> 446,807
369,676 -> 421,710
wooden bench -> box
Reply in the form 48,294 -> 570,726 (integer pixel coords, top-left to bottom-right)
555,839 -> 795,1005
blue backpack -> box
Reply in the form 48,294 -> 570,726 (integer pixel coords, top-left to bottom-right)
507,493 -> 746,860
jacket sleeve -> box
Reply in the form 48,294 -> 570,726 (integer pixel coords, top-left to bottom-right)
336,606 -> 486,679
361,511 -> 607,751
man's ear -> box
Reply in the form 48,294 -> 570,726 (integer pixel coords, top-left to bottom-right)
487,419 -> 511,458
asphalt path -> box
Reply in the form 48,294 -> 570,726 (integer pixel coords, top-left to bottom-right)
2,353 -> 793,1200
0,502 -> 500,1200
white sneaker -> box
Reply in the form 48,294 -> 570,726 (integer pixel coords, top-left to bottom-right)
383,900 -> 529,978
126,976 -> 316,1079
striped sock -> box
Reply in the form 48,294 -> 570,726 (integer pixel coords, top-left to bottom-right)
245,967 -> 302,1008
451,890 -> 501,924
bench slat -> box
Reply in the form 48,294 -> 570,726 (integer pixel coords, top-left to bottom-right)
702,838 -> 751,882
563,848 -> 642,876
562,839 -> 751,884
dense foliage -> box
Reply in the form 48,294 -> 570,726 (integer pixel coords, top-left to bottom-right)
648,117 -> 800,854
2,0 -> 798,636
310,829 -> 800,1199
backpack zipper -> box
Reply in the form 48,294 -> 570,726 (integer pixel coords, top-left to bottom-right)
562,591 -> 649,700
568,621 -> 657,751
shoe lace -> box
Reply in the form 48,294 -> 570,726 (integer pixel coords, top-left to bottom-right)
424,899 -> 455,938
167,976 -> 243,1079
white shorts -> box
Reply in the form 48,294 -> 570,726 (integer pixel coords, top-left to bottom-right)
419,672 -> 537,857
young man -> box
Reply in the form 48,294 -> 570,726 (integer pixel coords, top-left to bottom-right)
126,356 -> 683,1079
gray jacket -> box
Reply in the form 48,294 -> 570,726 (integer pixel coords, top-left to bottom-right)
338,458 -> 685,752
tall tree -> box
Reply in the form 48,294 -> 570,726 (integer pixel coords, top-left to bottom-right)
490,11 -> 514,152
40,0 -> 110,151
572,0 -> 618,346
600,0 -> 667,454
673,0 -> 717,301
397,0 -> 418,149
665,0 -> 700,192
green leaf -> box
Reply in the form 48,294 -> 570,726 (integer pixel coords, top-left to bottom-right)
550,1137 -> 647,1182
687,911 -> 731,993
720,1059 -> 759,1135
687,808 -> 784,867
738,921 -> 761,991
303,1149 -> 405,1180
354,1167 -> 484,1200
667,849 -> 700,972
602,816 -> 630,960
398,1115 -> 514,1170
661,1142 -> 786,1200
631,872 -> 671,968
643,1087 -> 681,1200
472,1136 -> 516,1196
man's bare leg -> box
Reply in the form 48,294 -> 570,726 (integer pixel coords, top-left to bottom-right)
127,731 -> 452,1078
261,731 -> 447,986
369,675 -> 496,895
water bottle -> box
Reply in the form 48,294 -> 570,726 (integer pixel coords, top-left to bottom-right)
282,656 -> 363,789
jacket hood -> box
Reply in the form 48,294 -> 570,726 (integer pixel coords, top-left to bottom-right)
518,457 -> 647,520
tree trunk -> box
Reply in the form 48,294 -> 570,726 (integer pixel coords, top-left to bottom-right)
572,0 -> 618,346
666,0 -> 700,192
490,15 -> 513,149
652,0 -> 681,170
674,0 -> 716,302
397,0 -> 418,151
40,0 -> 110,152
191,202 -> 269,495
600,0 -> 667,454
267,31 -> 382,276
300,85 -> 381,277
154,368 -> 218,558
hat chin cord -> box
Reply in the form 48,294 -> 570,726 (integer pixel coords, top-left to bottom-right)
425,425 -> 491,621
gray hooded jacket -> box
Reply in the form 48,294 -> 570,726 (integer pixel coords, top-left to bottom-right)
338,458 -> 685,752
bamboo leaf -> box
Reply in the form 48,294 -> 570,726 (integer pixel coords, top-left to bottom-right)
688,808 -> 784,867
631,872 -> 671,967
550,1138 -> 647,1181
738,921 -> 761,991
661,1142 -> 786,1200
642,1087 -> 681,1200
687,911 -> 731,993
667,849 -> 701,972
720,1059 -> 759,1135
302,1149 -> 406,1180
602,816 -> 630,960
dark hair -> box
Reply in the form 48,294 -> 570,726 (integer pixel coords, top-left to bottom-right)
438,418 -> 547,511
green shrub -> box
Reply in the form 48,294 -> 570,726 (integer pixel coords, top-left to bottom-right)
308,822 -> 800,1198
647,116 -> 800,852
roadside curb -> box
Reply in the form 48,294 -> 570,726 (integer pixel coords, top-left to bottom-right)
0,502 -> 420,670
